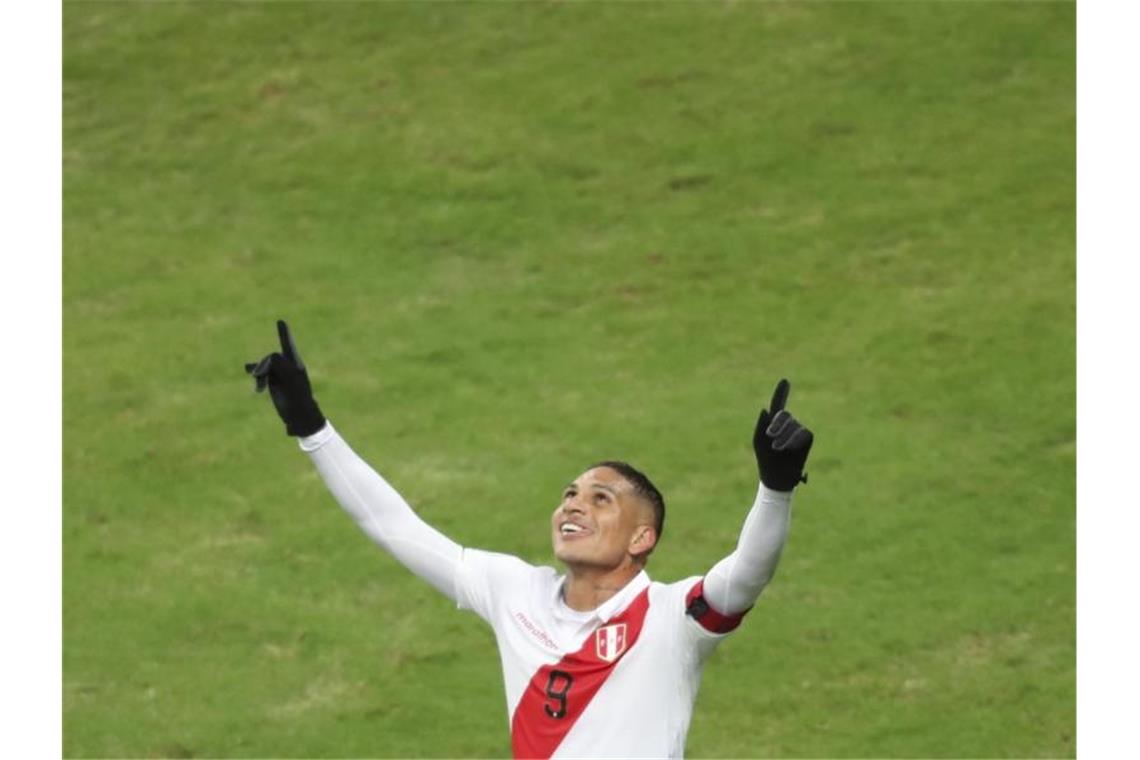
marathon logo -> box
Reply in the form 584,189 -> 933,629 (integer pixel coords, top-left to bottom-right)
514,612 -> 560,651
595,623 -> 627,663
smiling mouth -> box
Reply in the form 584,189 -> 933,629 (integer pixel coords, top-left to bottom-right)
559,523 -> 590,538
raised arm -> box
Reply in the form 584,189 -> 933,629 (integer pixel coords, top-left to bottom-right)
701,380 -> 814,616
246,320 -> 463,601
298,423 -> 463,599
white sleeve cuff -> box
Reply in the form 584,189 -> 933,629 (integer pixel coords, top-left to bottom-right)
757,483 -> 793,506
298,421 -> 336,452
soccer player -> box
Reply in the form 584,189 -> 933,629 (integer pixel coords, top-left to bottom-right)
246,320 -> 815,759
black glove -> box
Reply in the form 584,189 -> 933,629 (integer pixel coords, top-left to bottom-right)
245,320 -> 326,437
752,379 -> 814,492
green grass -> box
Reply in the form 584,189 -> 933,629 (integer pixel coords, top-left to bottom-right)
64,1 -> 1074,757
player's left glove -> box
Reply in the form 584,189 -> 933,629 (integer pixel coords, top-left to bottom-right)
245,319 -> 327,437
752,378 -> 814,492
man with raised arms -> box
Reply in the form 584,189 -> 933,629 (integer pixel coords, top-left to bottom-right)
246,320 -> 815,759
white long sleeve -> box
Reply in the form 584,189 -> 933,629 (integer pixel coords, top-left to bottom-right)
701,485 -> 793,616
298,422 -> 464,602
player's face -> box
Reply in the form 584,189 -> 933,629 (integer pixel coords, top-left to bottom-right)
551,467 -> 655,570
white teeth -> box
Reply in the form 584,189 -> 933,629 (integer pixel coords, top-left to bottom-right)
561,524 -> 584,534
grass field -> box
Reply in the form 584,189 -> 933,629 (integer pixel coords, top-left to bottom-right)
63,1 -> 1075,757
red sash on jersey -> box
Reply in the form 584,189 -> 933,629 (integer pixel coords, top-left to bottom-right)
510,587 -> 651,759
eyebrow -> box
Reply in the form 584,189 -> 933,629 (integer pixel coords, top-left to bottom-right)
565,482 -> 617,495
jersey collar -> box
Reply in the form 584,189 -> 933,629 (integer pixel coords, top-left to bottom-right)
555,569 -> 652,624
595,570 -> 651,623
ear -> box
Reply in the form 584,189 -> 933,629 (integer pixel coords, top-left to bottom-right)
629,525 -> 658,557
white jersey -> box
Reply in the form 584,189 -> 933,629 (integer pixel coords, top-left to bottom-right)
299,423 -> 793,759
455,551 -> 742,759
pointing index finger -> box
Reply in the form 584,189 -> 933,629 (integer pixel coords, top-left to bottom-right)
277,319 -> 305,370
769,378 -> 790,414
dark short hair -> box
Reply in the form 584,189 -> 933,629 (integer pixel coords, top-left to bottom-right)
590,460 -> 665,553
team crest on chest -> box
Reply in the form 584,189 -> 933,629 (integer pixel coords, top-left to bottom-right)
595,622 -> 628,662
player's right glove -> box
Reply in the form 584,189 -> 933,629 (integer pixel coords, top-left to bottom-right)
245,319 -> 327,437
752,378 -> 814,492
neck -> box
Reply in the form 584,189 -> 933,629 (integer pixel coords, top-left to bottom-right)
561,561 -> 644,612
